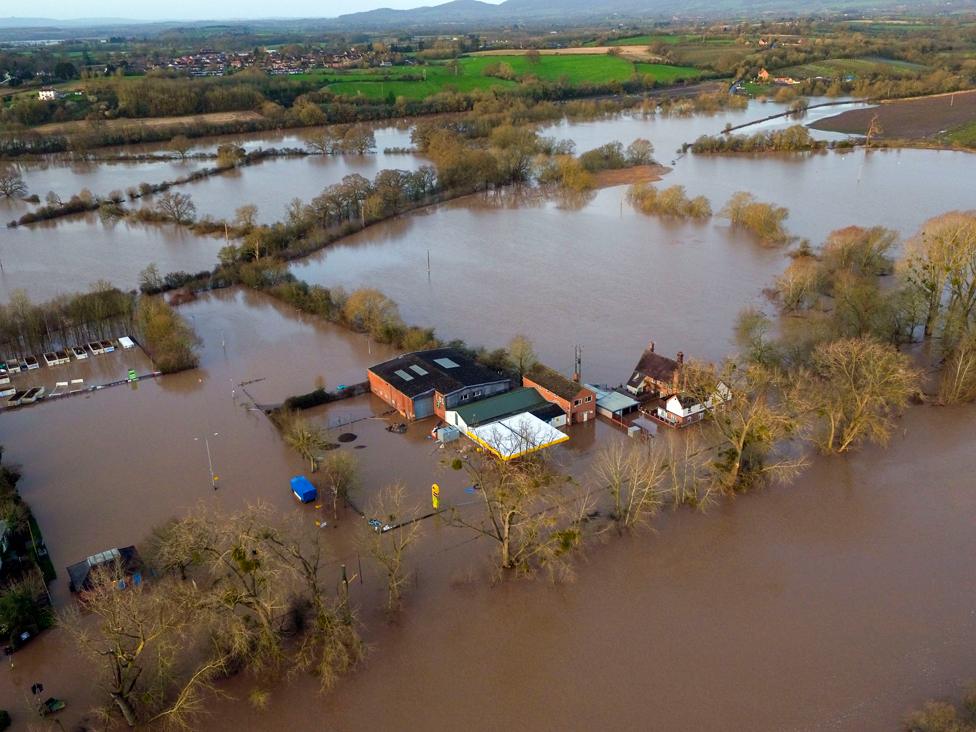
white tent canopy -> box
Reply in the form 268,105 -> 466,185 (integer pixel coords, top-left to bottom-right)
469,412 -> 568,461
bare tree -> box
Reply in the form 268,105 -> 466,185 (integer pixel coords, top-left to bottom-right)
592,440 -> 666,531
61,567 -> 226,729
234,204 -> 258,232
322,450 -> 358,520
361,483 -> 423,614
939,329 -> 976,404
683,360 -> 807,494
276,409 -> 328,472
156,191 -> 196,225
448,441 -> 588,578
169,135 -> 193,160
0,167 -> 27,198
305,128 -> 340,155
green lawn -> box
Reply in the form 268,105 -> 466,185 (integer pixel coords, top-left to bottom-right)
945,121 -> 976,148
780,57 -> 929,79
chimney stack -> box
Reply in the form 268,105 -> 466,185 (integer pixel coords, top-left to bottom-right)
648,341 -> 655,353
677,351 -> 684,364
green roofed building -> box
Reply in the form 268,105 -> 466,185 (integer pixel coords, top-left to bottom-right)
445,387 -> 565,432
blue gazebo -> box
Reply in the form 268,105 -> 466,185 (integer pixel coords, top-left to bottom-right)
290,475 -> 317,503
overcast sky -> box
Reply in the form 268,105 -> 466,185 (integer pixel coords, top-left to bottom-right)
17,0 -> 501,21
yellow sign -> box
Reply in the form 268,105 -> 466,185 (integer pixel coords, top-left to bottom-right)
431,483 -> 440,509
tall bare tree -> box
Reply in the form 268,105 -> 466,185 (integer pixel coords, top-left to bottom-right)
507,333 -> 537,376
592,440 -> 666,531
361,483 -> 423,614
0,167 -> 27,198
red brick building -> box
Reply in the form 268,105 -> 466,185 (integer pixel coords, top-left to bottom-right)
626,342 -> 683,397
523,364 -> 596,424
368,348 -> 510,421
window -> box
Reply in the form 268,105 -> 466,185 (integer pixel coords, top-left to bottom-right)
409,365 -> 429,376
573,399 -> 582,407
474,390 -> 482,398
394,369 -> 414,382
461,393 -> 469,401
585,396 -> 592,403
433,357 -> 460,369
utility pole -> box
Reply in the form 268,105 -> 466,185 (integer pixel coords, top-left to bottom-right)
194,433 -> 219,490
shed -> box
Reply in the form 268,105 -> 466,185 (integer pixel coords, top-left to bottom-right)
586,384 -> 640,420
290,475 -> 317,503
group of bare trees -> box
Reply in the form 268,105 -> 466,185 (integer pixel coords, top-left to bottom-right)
64,506 -> 364,728
305,124 -> 376,155
0,284 -> 134,358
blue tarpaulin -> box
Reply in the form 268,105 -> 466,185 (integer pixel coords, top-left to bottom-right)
290,475 -> 317,503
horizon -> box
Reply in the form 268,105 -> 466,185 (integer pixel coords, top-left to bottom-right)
2,0 -> 507,23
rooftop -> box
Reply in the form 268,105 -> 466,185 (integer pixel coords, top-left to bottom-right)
629,346 -> 681,388
67,545 -> 142,593
370,348 -> 509,399
469,413 -> 569,461
452,387 -> 547,428
525,364 -> 589,401
586,384 -> 640,414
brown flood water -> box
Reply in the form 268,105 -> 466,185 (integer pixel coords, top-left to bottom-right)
1,106 -> 975,729
0,213 -> 225,304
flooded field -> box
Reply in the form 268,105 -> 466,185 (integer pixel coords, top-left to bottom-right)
0,213 -> 225,304
160,143 -> 427,225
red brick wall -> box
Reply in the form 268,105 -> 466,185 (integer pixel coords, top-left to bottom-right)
523,378 -> 596,425
368,372 -> 415,420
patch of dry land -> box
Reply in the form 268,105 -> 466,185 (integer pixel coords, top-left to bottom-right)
33,110 -> 265,135
593,164 -> 668,188
810,89 -> 976,139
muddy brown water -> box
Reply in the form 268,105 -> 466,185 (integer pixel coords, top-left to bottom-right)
0,213 -> 226,304
1,105 -> 975,729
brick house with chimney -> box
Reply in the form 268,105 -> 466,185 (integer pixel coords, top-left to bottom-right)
625,342 -> 684,398
523,364 -> 596,424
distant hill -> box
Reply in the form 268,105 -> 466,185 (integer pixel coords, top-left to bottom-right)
333,0 -> 976,28
0,17 -> 136,28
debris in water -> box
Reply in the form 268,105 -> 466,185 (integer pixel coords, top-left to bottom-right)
337,432 -> 357,443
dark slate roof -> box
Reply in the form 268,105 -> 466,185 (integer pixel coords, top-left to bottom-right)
67,545 -> 143,593
525,364 -> 589,401
629,349 -> 680,387
369,348 -> 509,399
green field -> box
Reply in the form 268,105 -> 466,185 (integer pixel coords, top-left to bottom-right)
945,121 -> 976,148
320,55 -> 701,100
780,57 -> 929,79
589,34 -> 735,47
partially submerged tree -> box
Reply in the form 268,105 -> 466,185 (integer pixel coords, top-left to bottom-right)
592,440 -> 666,531
361,483 -> 422,614
168,135 -> 193,161
0,167 -> 27,198
277,409 -> 329,472
448,443 -> 588,578
61,567 -> 226,729
683,360 -> 806,494
155,191 -> 197,225
804,337 -> 919,453
322,450 -> 358,520
721,191 -> 790,244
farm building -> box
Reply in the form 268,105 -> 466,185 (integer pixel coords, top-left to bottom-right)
368,348 -> 510,421
523,364 -> 596,424
67,546 -> 144,593
445,386 -> 567,432
626,342 -> 684,397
